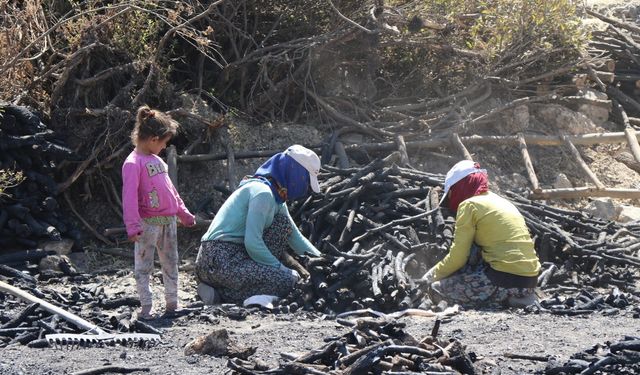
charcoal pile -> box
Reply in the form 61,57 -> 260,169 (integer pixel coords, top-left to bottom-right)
527,287 -> 639,317
285,158 -> 450,314
0,102 -> 78,251
229,315 -> 475,375
276,155 -> 640,315
506,192 -> 640,292
0,271 -> 160,349
544,336 -> 640,375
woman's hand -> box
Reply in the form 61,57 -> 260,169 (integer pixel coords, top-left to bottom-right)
421,267 -> 436,285
279,264 -> 300,283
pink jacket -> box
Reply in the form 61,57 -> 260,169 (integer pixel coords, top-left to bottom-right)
122,150 -> 195,237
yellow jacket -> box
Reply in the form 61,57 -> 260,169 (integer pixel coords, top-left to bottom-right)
432,191 -> 541,281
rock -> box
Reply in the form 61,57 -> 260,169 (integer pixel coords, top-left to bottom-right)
184,329 -> 256,359
40,239 -> 74,255
617,205 -> 640,223
575,89 -> 610,126
500,105 -> 529,133
503,173 -> 529,191
553,173 -> 573,189
39,255 -> 66,273
38,254 -> 77,275
533,104 -> 598,135
67,252 -> 89,273
614,151 -> 640,174
585,198 -> 621,221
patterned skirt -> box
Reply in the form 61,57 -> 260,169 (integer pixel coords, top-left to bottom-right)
195,214 -> 297,304
430,246 -> 535,308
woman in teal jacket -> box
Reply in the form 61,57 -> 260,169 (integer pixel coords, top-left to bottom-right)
195,145 -> 322,304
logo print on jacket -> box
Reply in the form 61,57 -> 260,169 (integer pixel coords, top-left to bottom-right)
149,189 -> 160,208
146,162 -> 167,177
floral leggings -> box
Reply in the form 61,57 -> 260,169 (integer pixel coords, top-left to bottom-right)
134,218 -> 179,308
430,246 -> 535,308
195,214 -> 296,304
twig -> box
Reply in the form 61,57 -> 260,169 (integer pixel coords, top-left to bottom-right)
64,191 -> 114,245
327,0 -> 374,34
71,366 -> 150,375
504,352 -> 549,362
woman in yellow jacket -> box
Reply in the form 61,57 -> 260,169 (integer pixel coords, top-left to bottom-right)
422,160 -> 541,307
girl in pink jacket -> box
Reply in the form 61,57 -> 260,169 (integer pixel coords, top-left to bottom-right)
122,106 -> 195,319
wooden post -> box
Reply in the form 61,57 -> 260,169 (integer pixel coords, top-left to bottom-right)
624,127 -> 640,164
394,135 -> 410,167
530,187 -> 640,200
167,145 -> 178,186
517,133 -> 540,192
561,135 -> 605,190
334,141 -> 350,169
450,133 -> 473,161
341,131 -> 640,155
226,142 -> 237,190
615,99 -> 640,164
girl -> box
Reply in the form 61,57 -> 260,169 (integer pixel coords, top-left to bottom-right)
122,106 -> 195,319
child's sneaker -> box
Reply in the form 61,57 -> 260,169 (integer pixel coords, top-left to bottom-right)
162,302 -> 187,318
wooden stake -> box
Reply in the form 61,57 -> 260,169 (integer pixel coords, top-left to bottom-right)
450,133 -> 473,160
226,142 -> 237,190
561,135 -> 605,190
615,99 -> 640,164
517,134 -> 540,192
167,145 -> 178,186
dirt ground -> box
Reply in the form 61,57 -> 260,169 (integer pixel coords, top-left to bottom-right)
1,259 -> 639,375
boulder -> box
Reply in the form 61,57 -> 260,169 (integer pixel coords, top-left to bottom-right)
585,198 -> 621,221
534,104 -> 598,135
553,173 -> 573,189
574,89 -> 610,126
40,238 -> 74,256
497,173 -> 529,191
67,252 -> 89,273
500,105 -> 529,134
39,254 -> 74,273
617,205 -> 640,223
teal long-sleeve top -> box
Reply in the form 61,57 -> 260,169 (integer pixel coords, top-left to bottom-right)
201,179 -> 321,267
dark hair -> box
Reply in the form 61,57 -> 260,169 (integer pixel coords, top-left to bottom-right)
130,105 -> 179,145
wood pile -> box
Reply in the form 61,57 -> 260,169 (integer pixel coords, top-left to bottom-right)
587,10 -> 640,121
0,103 -> 77,251
229,314 -> 475,375
275,155 -> 640,315
544,335 -> 640,375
